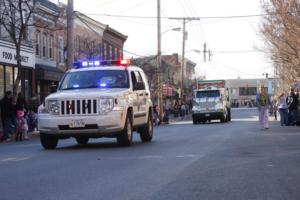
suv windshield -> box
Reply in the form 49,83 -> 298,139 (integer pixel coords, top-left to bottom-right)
60,70 -> 129,90
196,90 -> 220,98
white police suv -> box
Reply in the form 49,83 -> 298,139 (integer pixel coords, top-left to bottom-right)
38,60 -> 153,149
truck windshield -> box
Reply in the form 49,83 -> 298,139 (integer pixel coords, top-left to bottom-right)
60,70 -> 129,90
196,90 -> 220,98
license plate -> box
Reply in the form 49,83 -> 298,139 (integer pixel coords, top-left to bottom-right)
69,119 -> 85,128
205,114 -> 210,117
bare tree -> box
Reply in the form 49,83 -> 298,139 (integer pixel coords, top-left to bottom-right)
261,0 -> 300,91
0,0 -> 64,99
0,0 -> 37,98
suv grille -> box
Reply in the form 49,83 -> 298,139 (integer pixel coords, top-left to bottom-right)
60,99 -> 98,115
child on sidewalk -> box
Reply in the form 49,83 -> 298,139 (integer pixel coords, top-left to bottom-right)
15,110 -> 28,141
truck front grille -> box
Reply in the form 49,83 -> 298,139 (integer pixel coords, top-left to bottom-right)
199,102 -> 215,109
60,99 -> 98,115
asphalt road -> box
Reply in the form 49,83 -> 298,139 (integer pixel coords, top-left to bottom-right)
1,108 -> 300,200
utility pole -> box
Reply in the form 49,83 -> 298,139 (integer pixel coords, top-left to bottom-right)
157,0 -> 163,119
67,0 -> 74,69
169,17 -> 200,103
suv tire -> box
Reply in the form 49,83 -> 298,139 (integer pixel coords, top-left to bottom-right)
40,134 -> 58,150
140,112 -> 153,142
117,112 -> 133,146
76,137 -> 89,145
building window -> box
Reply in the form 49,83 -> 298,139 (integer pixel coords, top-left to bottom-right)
58,37 -> 64,64
114,48 -> 118,60
75,35 -> 80,58
109,45 -> 113,60
239,87 -> 257,96
49,35 -> 54,59
36,31 -> 40,56
42,32 -> 47,57
103,43 -> 107,60
119,49 -> 123,60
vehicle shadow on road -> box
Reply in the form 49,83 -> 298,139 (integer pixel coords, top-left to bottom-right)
55,139 -> 154,150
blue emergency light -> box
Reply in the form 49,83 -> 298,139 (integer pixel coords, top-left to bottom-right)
73,59 -> 131,69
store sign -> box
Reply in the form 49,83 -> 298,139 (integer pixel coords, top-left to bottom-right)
0,41 -> 35,68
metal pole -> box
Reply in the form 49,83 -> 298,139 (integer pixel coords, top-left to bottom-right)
181,19 -> 186,104
157,0 -> 163,119
67,0 -> 74,69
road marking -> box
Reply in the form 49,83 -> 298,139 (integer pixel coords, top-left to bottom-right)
1,156 -> 30,162
175,154 -> 198,158
138,155 -> 163,159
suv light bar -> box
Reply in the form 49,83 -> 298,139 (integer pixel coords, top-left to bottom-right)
73,60 -> 131,68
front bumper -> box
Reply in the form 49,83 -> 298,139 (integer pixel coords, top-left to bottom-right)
192,111 -> 224,120
38,110 -> 125,137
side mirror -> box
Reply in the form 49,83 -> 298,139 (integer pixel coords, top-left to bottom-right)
134,82 -> 145,91
50,85 -> 58,93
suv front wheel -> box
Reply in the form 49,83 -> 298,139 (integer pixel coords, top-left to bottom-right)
117,112 -> 133,146
40,134 -> 58,150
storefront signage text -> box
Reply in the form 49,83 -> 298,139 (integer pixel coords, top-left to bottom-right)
2,51 -> 29,63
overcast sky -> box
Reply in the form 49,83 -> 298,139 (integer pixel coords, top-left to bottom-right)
56,0 -> 273,80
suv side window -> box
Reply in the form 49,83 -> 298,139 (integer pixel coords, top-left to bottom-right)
131,71 -> 145,91
131,71 -> 138,88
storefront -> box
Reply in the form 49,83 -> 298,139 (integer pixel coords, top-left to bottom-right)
35,64 -> 64,102
0,40 -> 35,100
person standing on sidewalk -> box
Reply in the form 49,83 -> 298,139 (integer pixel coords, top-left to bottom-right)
256,85 -> 270,130
0,91 -> 15,141
286,87 -> 299,126
277,92 -> 288,126
15,92 -> 29,139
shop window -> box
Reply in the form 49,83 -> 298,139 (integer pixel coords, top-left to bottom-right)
0,65 -> 4,99
36,31 -> 41,56
49,35 -> 54,59
5,66 -> 13,93
14,67 -> 21,95
43,32 -> 47,57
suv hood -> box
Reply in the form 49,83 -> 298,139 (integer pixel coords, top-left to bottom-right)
46,88 -> 130,100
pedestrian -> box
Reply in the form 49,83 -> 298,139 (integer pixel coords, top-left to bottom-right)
180,103 -> 186,120
27,93 -> 40,132
16,92 -> 29,139
16,92 -> 28,114
0,91 -> 15,141
15,110 -> 28,141
256,85 -> 270,130
277,92 -> 288,126
286,87 -> 299,126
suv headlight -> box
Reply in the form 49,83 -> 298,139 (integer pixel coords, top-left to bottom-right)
99,98 -> 114,114
47,100 -> 60,115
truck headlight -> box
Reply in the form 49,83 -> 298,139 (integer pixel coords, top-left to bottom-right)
47,100 -> 60,115
99,98 -> 114,114
215,103 -> 223,111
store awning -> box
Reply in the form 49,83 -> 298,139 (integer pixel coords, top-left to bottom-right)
35,64 -> 65,81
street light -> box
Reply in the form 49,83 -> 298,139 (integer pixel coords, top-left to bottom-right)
161,27 -> 181,35
157,27 -> 181,121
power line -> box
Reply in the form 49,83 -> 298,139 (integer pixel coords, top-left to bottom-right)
84,13 -> 270,20
75,13 -> 144,58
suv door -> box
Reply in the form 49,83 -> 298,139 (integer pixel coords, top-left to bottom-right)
131,71 -> 147,125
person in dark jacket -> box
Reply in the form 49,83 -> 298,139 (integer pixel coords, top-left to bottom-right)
0,91 -> 15,141
286,87 -> 299,126
16,92 -> 28,113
